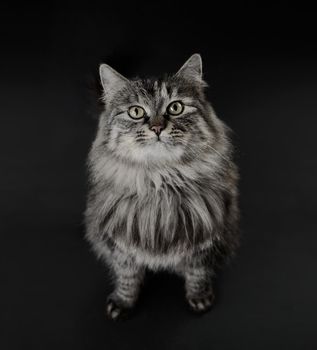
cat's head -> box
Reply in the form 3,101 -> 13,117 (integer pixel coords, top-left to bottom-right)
98,54 -> 217,165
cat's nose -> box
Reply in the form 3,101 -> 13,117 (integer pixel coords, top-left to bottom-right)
150,125 -> 164,136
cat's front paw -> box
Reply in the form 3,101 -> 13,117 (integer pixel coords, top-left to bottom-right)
186,292 -> 215,314
106,297 -> 133,321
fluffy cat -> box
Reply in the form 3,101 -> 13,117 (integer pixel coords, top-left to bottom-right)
85,54 -> 239,320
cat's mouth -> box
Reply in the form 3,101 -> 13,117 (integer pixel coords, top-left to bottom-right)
153,134 -> 169,144
150,137 -> 163,145
146,133 -> 164,143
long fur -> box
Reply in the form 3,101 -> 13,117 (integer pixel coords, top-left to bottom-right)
85,54 -> 239,318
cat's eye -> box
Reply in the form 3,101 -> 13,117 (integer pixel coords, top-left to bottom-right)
128,106 -> 145,119
167,101 -> 184,116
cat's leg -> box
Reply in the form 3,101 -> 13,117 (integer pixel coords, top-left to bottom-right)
106,247 -> 145,321
183,253 -> 215,313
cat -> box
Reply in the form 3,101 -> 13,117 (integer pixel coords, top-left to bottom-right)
85,54 -> 239,320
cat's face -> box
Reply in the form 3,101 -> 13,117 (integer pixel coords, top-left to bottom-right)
99,54 -> 215,165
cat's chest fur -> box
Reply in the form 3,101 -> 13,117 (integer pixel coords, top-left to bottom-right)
94,154 -> 225,259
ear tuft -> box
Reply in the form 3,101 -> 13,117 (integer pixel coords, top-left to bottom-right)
175,53 -> 203,82
99,64 -> 129,102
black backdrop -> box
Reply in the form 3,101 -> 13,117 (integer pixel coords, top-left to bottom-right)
1,3 -> 317,349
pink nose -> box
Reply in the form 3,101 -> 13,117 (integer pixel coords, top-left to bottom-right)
151,125 -> 164,136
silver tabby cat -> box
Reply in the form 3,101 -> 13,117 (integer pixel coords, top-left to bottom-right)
85,54 -> 239,320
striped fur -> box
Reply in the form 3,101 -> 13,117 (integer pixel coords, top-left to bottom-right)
85,54 -> 239,319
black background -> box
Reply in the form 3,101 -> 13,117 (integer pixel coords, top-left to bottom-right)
1,2 -> 317,349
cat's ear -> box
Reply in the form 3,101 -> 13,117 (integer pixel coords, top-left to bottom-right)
175,53 -> 203,83
99,63 -> 129,102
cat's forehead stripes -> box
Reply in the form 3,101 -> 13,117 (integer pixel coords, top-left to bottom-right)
134,79 -> 175,98
132,79 -> 179,113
